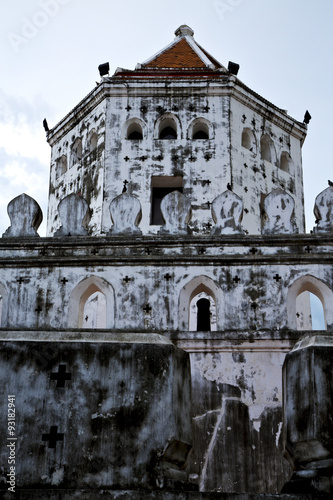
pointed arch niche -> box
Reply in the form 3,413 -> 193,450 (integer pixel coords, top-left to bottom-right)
287,275 -> 333,331
241,127 -> 257,153
188,117 -> 212,140
179,275 -> 222,331
260,134 -> 275,163
68,276 -> 115,329
122,118 -> 146,140
89,130 -> 98,151
154,113 -> 182,140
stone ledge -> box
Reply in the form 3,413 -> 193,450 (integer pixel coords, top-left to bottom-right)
0,489 -> 328,499
0,330 -> 172,344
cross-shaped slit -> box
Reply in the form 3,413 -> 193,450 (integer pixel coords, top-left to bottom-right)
50,365 -> 72,388
143,304 -> 152,314
42,426 -> 64,449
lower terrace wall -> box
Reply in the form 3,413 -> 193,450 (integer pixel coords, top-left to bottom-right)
0,234 -> 332,494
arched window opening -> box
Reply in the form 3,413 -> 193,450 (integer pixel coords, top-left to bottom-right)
56,155 -> 67,178
196,298 -> 211,331
189,291 -> 217,332
81,285 -> 106,329
242,128 -> 256,152
280,151 -> 291,172
260,135 -> 273,162
287,275 -> 333,331
71,138 -> 82,166
90,132 -> 98,151
193,130 -> 209,140
127,122 -> 143,140
160,126 -> 177,140
192,121 -> 209,140
68,276 -> 115,329
296,291 -> 326,331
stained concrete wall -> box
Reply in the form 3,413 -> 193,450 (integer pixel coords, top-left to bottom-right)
0,335 -> 191,490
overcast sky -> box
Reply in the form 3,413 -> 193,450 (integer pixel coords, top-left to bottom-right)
1,0 -> 332,236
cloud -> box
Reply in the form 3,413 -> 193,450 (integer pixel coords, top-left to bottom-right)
0,88 -> 54,129
0,88 -> 52,235
0,147 -> 48,236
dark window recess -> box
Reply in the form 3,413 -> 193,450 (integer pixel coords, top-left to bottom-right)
193,130 -> 209,140
151,187 -> 183,225
196,298 -> 211,331
159,126 -> 177,140
128,130 -> 143,140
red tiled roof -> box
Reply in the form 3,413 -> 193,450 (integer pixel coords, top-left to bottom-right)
143,38 -> 209,69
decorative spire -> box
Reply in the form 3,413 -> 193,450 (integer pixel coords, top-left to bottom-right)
174,25 -> 194,37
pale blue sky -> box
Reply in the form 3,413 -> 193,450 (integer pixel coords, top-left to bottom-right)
1,0 -> 332,235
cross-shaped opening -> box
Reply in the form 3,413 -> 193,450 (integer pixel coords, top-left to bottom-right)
42,426 -> 64,449
143,304 -> 152,314
50,365 -> 72,388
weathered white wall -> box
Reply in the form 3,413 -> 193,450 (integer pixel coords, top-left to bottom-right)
46,78 -> 306,237
47,99 -> 106,236
230,98 -> 305,233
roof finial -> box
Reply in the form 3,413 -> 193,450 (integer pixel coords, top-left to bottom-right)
175,25 -> 194,37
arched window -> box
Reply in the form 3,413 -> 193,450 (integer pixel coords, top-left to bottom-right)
260,134 -> 274,162
192,123 -> 209,140
56,155 -> 67,178
90,131 -> 98,151
189,292 -> 217,331
179,276 -> 222,331
158,116 -> 178,140
127,122 -> 143,140
160,125 -> 177,140
287,275 -> 333,331
71,138 -> 82,166
280,151 -> 292,172
296,291 -> 326,331
197,298 -> 211,330
82,287 -> 106,329
193,130 -> 208,140
68,276 -> 115,328
188,118 -> 211,140
242,128 -> 256,152
122,118 -> 146,140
